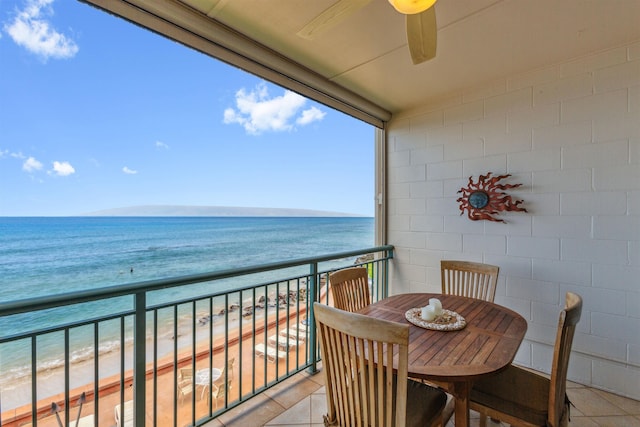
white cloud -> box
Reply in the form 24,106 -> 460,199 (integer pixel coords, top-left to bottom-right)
155,141 -> 169,150
22,156 -> 43,172
122,166 -> 138,175
297,106 -> 326,125
223,82 -> 325,135
1,150 -> 26,159
50,160 -> 74,176
4,0 -> 79,61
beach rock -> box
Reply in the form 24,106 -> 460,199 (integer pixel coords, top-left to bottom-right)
277,293 -> 289,306
355,254 -> 374,265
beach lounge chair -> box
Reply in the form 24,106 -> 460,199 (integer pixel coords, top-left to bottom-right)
254,343 -> 287,362
268,334 -> 301,349
114,400 -> 134,427
71,414 -> 95,427
23,414 -> 95,427
290,322 -> 307,333
279,328 -> 307,341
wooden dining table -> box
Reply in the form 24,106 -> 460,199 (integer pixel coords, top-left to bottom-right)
357,293 -> 527,427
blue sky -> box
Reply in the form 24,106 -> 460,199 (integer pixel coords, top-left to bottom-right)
0,0 -> 374,217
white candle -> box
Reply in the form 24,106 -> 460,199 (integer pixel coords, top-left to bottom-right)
421,305 -> 436,321
429,298 -> 443,316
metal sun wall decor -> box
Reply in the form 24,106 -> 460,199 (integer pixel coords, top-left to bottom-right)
457,172 -> 527,223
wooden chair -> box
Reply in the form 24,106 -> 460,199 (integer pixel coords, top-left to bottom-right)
440,260 -> 499,302
328,267 -> 371,312
470,292 -> 583,427
429,261 -> 499,404
314,302 -> 447,427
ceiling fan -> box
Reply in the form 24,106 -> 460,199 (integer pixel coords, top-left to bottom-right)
297,0 -> 437,65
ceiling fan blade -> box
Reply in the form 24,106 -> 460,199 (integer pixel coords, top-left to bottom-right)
297,0 -> 371,40
406,6 -> 437,64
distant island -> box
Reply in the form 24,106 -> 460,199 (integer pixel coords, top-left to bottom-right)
82,205 -> 368,217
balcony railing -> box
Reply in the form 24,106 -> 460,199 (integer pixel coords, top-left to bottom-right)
0,245 -> 393,427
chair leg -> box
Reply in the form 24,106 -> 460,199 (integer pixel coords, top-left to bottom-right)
442,395 -> 455,427
200,385 -> 208,401
430,395 -> 454,427
479,414 -> 488,427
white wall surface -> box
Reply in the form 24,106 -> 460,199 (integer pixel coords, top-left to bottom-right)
386,41 -> 640,399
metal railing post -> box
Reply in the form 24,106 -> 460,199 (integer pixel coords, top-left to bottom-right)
384,248 -> 393,299
307,261 -> 319,374
134,291 -> 146,427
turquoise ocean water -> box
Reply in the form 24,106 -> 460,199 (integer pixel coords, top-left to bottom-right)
0,216 -> 374,400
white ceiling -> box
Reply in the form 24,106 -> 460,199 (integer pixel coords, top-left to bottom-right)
120,0 -> 640,116
174,0 -> 640,115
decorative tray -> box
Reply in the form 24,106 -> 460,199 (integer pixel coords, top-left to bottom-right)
405,308 -> 466,331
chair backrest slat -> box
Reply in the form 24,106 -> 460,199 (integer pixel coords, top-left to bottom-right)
329,267 -> 371,312
441,260 -> 499,302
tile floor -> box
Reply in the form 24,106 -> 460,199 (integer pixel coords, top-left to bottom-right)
205,369 -> 640,427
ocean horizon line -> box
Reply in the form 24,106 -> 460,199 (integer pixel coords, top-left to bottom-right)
2,205 -> 372,218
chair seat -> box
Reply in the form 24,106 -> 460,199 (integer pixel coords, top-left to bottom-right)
405,378 -> 447,427
470,365 -> 550,426
325,375 -> 446,427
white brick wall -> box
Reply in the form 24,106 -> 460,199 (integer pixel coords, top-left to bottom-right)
386,42 -> 640,400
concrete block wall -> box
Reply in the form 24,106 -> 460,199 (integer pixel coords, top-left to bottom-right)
386,41 -> 640,399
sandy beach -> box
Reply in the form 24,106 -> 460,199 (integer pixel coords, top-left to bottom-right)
1,287 -> 316,427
